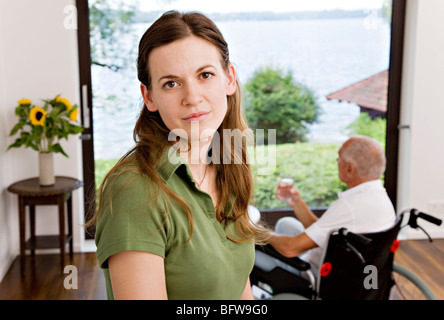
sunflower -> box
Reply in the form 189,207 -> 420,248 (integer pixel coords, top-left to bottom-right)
29,106 -> 47,126
18,98 -> 32,105
55,96 -> 72,111
69,109 -> 80,122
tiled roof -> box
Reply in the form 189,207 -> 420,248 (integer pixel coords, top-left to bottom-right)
326,70 -> 388,112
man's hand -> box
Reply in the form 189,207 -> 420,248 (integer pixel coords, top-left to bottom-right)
276,183 -> 318,228
277,183 -> 300,207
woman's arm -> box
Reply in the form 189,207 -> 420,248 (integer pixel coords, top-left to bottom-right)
108,250 -> 168,300
240,278 -> 254,300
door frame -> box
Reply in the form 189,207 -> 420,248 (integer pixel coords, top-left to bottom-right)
385,0 -> 407,207
76,0 -> 95,238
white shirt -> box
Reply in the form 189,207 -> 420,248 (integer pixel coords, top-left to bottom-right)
304,179 -> 396,272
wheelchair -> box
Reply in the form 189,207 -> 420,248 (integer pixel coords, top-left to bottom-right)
250,208 -> 442,300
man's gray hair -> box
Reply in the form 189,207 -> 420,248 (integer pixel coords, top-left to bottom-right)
341,135 -> 386,180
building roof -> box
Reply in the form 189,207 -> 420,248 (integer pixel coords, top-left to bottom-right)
326,70 -> 388,112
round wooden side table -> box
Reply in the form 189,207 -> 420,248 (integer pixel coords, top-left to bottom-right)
7,176 -> 83,275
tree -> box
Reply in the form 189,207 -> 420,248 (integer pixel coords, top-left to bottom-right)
243,66 -> 320,144
345,112 -> 386,147
382,0 -> 392,25
88,0 -> 140,113
89,0 -> 139,72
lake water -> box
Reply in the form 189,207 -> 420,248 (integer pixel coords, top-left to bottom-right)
92,16 -> 390,160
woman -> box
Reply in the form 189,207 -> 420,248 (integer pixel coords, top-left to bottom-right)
89,11 -> 269,300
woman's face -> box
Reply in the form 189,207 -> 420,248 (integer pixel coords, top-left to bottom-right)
141,36 -> 236,143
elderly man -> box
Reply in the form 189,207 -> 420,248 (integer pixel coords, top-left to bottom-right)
255,135 -> 396,276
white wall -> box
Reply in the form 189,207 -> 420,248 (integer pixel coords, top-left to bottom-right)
0,0 -> 85,281
398,0 -> 444,239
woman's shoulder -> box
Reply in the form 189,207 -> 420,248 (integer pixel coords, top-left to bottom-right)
98,162 -> 161,218
103,159 -> 156,196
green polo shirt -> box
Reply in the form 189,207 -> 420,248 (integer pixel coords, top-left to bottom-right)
95,148 -> 255,300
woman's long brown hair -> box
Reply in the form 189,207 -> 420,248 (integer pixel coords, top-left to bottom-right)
86,11 -> 269,243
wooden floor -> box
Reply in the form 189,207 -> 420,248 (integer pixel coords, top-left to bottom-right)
393,238 -> 444,300
0,251 -> 107,300
0,239 -> 443,300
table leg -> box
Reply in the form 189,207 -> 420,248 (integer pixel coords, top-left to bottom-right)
18,196 -> 26,276
67,194 -> 73,258
58,195 -> 65,272
29,205 -> 35,257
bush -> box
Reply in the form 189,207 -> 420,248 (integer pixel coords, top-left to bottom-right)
243,66 -> 320,144
344,113 -> 386,147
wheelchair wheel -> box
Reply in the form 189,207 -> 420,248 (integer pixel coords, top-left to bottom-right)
389,264 -> 436,300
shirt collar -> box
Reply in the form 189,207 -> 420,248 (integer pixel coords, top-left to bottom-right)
157,146 -> 234,217
157,146 -> 189,182
338,179 -> 384,198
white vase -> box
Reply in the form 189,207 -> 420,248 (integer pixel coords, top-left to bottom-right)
39,152 -> 55,186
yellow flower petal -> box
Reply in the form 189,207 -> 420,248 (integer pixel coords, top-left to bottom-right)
29,106 -> 47,126
18,98 -> 32,105
55,96 -> 72,111
69,109 -> 80,122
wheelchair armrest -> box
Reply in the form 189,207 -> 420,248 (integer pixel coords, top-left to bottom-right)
257,244 -> 311,271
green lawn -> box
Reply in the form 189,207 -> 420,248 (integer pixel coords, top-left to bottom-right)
249,142 -> 346,209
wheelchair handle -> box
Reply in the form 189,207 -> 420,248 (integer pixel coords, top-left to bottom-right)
417,211 -> 442,226
408,209 -> 442,228
406,209 -> 442,242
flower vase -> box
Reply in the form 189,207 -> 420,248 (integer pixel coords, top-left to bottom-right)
38,152 -> 55,186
